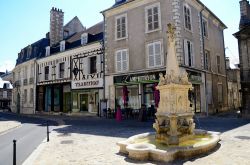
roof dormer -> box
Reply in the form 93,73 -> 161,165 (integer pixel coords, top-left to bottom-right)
81,33 -> 88,45
60,40 -> 66,52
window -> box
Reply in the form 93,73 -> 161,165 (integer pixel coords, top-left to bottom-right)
147,41 -> 162,68
202,18 -> 208,38
204,50 -> 211,71
145,3 -> 161,32
3,91 -> 7,99
116,14 -> 127,40
184,40 -> 194,67
30,88 -> 33,104
60,41 -> 65,52
184,4 -> 192,31
46,46 -> 50,56
59,62 -> 65,78
90,56 -> 97,74
217,55 -> 221,73
115,49 -> 128,72
27,46 -> 32,59
45,66 -> 49,80
81,33 -> 88,45
218,84 -> 223,104
24,89 -> 27,103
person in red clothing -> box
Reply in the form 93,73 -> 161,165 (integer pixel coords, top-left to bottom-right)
116,105 -> 122,122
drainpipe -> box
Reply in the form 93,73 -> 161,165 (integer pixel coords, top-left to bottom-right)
200,7 -> 208,116
101,12 -> 106,116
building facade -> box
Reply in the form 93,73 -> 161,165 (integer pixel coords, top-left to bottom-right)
12,38 -> 49,114
234,0 -> 250,116
102,0 -> 228,114
0,77 -> 13,110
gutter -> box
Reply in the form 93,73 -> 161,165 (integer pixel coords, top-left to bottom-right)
200,7 -> 209,116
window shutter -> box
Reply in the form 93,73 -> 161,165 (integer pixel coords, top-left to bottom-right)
155,42 -> 161,66
96,55 -> 101,73
184,40 -> 189,66
191,42 -> 195,66
116,51 -> 122,72
122,50 -> 128,71
148,44 -> 154,67
83,58 -> 89,74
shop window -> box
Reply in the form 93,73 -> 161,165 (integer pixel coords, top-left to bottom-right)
59,62 -> 65,78
90,56 -> 97,74
115,85 -> 140,109
147,41 -> 162,68
145,3 -> 161,33
115,14 -> 127,40
184,39 -> 194,67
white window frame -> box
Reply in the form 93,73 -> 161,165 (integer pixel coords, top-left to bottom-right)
183,3 -> 192,32
146,40 -> 163,68
202,17 -> 208,38
81,33 -> 88,45
115,49 -> 129,72
184,39 -> 195,67
115,13 -> 128,41
60,40 -> 65,52
145,2 -> 161,33
45,46 -> 50,56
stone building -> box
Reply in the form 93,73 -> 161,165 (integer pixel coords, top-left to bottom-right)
234,0 -> 250,117
0,77 -> 13,110
226,58 -> 241,110
102,0 -> 228,114
12,8 -> 86,114
36,22 -> 103,114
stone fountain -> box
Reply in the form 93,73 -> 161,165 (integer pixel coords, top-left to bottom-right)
117,24 -> 220,163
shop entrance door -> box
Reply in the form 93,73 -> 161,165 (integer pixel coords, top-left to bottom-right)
79,94 -> 88,111
193,85 -> 201,113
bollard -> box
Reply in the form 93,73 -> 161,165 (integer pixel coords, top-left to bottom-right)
13,139 -> 16,165
47,121 -> 49,142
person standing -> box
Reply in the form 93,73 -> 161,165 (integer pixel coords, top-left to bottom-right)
116,105 -> 122,122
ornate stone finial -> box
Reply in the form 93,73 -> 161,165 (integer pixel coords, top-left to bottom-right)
167,23 -> 176,42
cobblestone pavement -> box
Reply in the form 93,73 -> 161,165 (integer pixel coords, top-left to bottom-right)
0,119 -> 21,135
24,116 -> 250,165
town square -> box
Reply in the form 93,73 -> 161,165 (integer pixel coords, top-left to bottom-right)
0,0 -> 250,164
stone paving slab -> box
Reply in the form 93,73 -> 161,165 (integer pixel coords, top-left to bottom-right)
24,119 -> 250,165
0,119 -> 21,135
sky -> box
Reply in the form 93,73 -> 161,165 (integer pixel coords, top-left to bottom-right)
0,0 -> 240,72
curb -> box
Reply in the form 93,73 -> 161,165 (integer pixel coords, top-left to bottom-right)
0,122 -> 22,136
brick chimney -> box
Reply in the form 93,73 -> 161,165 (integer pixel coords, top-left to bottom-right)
50,7 -> 64,46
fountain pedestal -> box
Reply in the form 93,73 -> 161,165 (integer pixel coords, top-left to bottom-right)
116,24 -> 220,163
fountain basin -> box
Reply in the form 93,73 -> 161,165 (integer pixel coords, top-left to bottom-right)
117,130 -> 220,163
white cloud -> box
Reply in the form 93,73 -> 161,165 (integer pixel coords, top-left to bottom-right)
0,60 -> 15,72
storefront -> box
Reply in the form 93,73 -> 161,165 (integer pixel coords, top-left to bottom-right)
71,73 -> 103,113
187,71 -> 202,113
113,71 -> 163,110
36,83 -> 71,113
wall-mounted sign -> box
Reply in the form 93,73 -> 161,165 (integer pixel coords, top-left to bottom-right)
114,71 -> 164,84
72,78 -> 103,89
